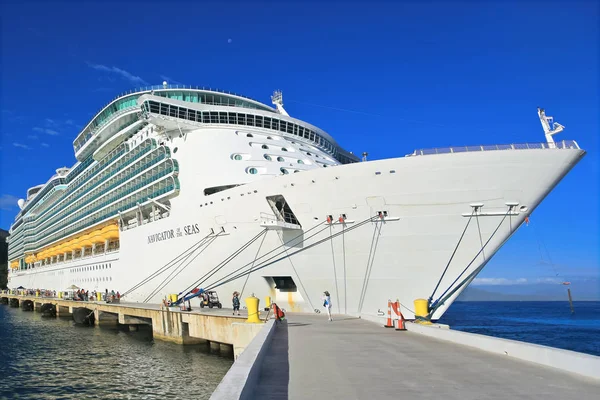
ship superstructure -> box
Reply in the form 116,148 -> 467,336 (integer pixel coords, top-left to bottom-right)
6,85 -> 584,320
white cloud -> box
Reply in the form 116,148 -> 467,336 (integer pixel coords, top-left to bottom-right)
0,194 -> 19,210
13,142 -> 32,150
41,143 -> 50,148
33,127 -> 59,135
88,63 -> 148,86
472,277 -> 564,286
65,119 -> 74,125
472,278 -> 528,286
27,134 -> 39,140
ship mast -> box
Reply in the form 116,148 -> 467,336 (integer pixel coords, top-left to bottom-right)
537,107 -> 564,148
271,90 -> 289,117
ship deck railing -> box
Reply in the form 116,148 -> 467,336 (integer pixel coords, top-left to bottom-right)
409,140 -> 580,156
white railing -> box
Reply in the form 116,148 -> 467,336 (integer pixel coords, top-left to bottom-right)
409,140 -> 580,156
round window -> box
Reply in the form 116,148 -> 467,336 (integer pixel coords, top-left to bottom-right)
249,168 -> 258,174
264,154 -> 272,161
262,144 -> 269,149
297,160 -> 304,164
246,133 -> 253,137
173,147 -> 178,153
280,168 -> 289,175
281,148 -> 288,152
277,156 -> 285,162
234,154 -> 242,160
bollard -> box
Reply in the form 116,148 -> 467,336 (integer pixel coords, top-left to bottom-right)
245,293 -> 261,323
414,298 -> 432,325
414,298 -> 429,318
169,294 -> 178,304
264,296 -> 271,311
36,290 -> 40,297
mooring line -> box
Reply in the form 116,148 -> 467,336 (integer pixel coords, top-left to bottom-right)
329,225 -> 341,314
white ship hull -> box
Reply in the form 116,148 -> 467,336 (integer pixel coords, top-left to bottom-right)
10,138 -> 584,320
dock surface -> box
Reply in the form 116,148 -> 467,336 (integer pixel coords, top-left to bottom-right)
257,314 -> 600,400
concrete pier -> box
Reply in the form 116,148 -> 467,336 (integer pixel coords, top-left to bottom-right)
212,313 -> 600,400
0,293 -> 264,357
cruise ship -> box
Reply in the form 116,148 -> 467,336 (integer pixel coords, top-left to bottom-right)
6,83 -> 585,320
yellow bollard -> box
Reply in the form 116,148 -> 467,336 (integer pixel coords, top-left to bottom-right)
414,298 -> 432,325
97,292 -> 102,302
264,296 -> 271,311
246,294 -> 261,323
36,290 -> 40,297
169,294 -> 178,304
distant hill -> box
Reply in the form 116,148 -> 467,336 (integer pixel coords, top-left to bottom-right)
0,229 -> 8,289
458,284 -> 598,301
458,287 -> 549,301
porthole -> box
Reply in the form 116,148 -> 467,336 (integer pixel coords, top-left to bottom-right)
298,160 -> 304,164
281,148 -> 288,152
277,156 -> 285,162
323,164 -> 327,168
262,144 -> 269,149
264,154 -> 272,161
234,154 -> 242,161
173,147 -> 178,153
246,133 -> 253,137
280,168 -> 289,175
307,152 -> 312,156
249,167 -> 258,174
294,170 -> 300,173
267,136 -> 273,140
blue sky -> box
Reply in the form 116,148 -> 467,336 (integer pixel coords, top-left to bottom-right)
0,1 -> 598,298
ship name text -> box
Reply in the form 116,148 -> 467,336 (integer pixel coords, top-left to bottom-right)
148,223 -> 200,244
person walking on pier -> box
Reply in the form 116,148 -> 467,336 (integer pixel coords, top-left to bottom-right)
323,291 -> 333,321
232,291 -> 241,315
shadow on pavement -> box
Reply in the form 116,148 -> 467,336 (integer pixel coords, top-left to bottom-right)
252,320 -> 289,399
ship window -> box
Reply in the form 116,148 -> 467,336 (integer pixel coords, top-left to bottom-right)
246,133 -> 253,138
249,168 -> 258,175
234,154 -> 242,160
281,148 -> 288,152
204,184 -> 241,195
277,156 -> 285,162
294,170 -> 300,173
297,160 -> 304,164
262,145 -> 269,149
280,168 -> 289,175
264,154 -> 272,161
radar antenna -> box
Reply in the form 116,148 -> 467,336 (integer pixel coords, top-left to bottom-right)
271,90 -> 290,117
537,107 -> 564,148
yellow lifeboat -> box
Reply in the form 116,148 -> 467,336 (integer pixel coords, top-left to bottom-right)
90,229 -> 105,244
79,233 -> 93,247
103,225 -> 119,240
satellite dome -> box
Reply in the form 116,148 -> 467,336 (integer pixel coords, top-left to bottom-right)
17,199 -> 25,209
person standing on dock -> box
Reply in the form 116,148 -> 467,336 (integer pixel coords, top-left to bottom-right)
323,291 -> 333,321
232,291 -> 241,315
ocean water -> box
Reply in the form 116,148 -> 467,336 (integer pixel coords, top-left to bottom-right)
0,305 -> 232,400
440,301 -> 600,356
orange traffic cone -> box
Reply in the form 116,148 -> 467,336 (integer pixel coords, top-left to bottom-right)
395,310 -> 406,331
384,300 -> 394,328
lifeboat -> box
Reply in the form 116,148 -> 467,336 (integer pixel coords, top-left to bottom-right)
103,225 -> 119,240
90,229 -> 105,244
79,233 -> 93,247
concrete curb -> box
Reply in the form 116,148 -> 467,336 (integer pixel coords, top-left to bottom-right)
210,319 -> 276,400
406,322 -> 600,380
